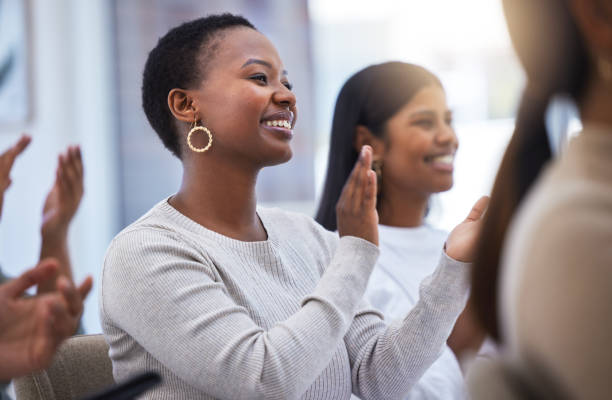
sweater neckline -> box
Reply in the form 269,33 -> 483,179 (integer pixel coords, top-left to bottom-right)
158,197 -> 278,250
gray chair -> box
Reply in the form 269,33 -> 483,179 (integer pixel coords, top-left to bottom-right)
14,334 -> 114,400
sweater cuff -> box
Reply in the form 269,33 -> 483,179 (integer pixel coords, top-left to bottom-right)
421,251 -> 472,304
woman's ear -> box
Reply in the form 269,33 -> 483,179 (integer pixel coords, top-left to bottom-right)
354,125 -> 385,160
168,88 -> 199,123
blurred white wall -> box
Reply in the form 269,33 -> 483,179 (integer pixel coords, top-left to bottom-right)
0,0 -> 118,333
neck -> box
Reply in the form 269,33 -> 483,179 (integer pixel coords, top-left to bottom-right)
580,74 -> 612,128
378,185 -> 429,227
170,156 -> 266,241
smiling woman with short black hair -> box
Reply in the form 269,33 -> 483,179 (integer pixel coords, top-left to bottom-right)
100,13 -> 487,399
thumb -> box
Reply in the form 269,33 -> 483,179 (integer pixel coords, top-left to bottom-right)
77,276 -> 93,300
464,195 -> 490,223
5,259 -> 59,298
4,134 -> 32,169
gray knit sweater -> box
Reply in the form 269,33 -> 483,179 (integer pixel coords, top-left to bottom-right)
100,199 -> 470,399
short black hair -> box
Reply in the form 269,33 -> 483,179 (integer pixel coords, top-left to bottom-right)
142,13 -> 256,158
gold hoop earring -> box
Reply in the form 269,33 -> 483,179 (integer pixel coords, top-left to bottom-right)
187,120 -> 213,153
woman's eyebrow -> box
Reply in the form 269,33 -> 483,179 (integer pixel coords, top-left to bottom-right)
409,110 -> 436,119
241,58 -> 288,75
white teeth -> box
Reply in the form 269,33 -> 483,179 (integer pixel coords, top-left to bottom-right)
265,120 -> 291,128
431,155 -> 454,164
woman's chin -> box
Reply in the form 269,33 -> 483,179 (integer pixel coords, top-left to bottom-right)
428,179 -> 453,194
262,147 -> 293,167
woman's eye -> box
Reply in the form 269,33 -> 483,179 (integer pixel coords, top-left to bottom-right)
250,74 -> 268,84
414,120 -> 434,128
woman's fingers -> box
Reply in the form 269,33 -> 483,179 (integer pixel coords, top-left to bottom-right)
338,146 -> 373,213
338,148 -> 365,209
1,134 -> 31,171
45,294 -> 75,338
354,147 -> 374,211
58,146 -> 84,198
350,150 -> 367,212
57,275 -> 92,317
5,260 -> 59,298
364,169 -> 377,210
56,276 -> 81,316
336,146 -> 379,245
77,276 -> 93,301
71,146 -> 84,181
61,159 -> 77,195
0,134 -> 31,186
464,195 -> 490,222
10,135 -> 32,159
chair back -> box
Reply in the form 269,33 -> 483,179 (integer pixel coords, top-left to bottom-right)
14,334 -> 114,400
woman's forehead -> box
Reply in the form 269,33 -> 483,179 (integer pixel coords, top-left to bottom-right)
211,28 -> 283,71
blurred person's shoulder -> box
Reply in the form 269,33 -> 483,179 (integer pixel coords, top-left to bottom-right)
500,126 -> 612,343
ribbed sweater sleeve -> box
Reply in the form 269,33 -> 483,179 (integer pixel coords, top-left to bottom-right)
345,252 -> 471,399
101,226 -> 378,400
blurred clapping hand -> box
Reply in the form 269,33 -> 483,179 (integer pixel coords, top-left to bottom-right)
0,259 -> 92,380
41,146 -> 84,239
0,135 -> 31,220
0,134 -> 92,380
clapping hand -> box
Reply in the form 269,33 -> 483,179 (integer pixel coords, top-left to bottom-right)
0,259 -> 92,380
445,196 -> 490,262
336,146 -> 379,246
41,146 -> 84,238
0,134 -> 31,219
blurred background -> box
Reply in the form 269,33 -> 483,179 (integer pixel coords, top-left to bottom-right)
0,0 -> 527,333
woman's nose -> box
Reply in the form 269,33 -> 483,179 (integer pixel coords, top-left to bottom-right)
436,124 -> 459,149
273,85 -> 297,108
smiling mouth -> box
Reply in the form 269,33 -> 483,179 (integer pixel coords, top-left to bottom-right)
263,120 -> 292,129
424,154 -> 455,172
260,119 -> 293,140
425,154 -> 454,164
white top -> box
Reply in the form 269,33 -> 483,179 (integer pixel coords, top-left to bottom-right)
100,200 -> 472,399
364,224 -> 467,400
